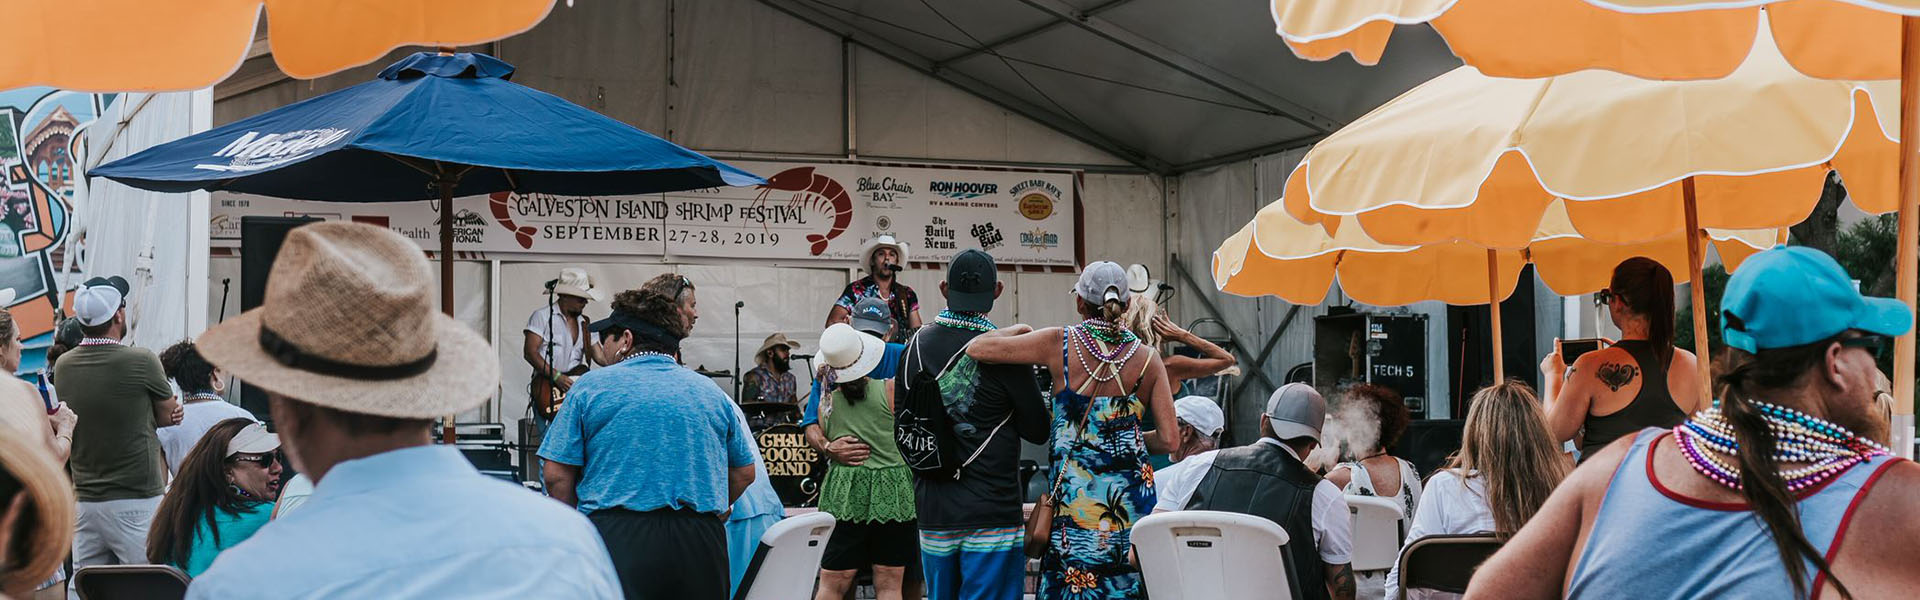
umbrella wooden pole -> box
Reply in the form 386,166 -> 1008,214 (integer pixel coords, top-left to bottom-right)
1894,16 -> 1920,458
1682,178 -> 1712,412
1488,248 -> 1504,382
439,178 -> 458,445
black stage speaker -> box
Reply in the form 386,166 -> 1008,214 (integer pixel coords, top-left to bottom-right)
237,216 -> 321,421
1314,312 -> 1430,418
1394,419 -> 1466,478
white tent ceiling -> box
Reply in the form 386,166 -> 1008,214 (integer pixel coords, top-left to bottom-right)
762,0 -> 1462,174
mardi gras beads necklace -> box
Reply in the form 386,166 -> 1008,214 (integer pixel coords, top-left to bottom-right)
1673,400 -> 1889,492
934,309 -> 996,332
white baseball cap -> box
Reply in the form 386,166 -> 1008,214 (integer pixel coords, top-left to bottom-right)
1174,396 -> 1225,437
73,276 -> 130,327
225,422 -> 281,457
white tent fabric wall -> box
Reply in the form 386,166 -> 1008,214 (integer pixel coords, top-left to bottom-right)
80,90 -> 213,351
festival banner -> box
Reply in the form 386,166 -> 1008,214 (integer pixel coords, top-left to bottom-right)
208,161 -> 1078,266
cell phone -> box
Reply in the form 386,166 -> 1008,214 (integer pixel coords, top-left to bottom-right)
1559,338 -> 1606,364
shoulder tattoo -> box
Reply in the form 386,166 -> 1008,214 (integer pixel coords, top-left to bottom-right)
1596,363 -> 1639,392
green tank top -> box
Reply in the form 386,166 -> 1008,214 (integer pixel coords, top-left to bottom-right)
823,378 -> 902,469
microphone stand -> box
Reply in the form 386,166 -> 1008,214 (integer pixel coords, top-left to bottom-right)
216,278 -> 232,323
734,300 -> 745,400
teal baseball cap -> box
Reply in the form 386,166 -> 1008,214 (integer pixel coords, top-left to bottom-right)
1721,245 -> 1912,352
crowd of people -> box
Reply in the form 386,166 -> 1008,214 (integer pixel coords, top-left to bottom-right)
0,219 -> 1914,600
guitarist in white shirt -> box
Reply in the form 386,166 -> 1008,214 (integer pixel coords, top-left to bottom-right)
524,268 -> 601,422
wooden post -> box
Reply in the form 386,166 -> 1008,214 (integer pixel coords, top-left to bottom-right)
439,177 -> 458,445
1682,177 -> 1713,412
1488,248 -> 1504,382
1894,17 -> 1920,458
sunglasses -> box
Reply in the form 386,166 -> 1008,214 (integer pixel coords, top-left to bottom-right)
1593,289 -> 1615,307
229,453 -> 280,468
1839,334 -> 1890,354
672,275 -> 693,301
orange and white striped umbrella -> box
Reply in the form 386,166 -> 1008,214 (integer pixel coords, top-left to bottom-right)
4,0 -> 554,92
1213,199 -> 1780,307
1273,0 -> 1917,80
1277,21 -> 1896,248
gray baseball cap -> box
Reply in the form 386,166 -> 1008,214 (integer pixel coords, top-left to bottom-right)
1074,261 -> 1131,306
1264,383 -> 1326,443
850,296 -> 893,336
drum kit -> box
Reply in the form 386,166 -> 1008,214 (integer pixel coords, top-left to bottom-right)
732,356 -> 825,507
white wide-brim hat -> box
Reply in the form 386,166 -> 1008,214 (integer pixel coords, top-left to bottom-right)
860,235 -> 909,272
820,322 -> 885,381
199,222 -> 499,419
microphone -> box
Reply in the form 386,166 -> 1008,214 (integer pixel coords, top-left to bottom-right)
544,278 -> 559,291
886,263 -> 904,273
735,301 -> 746,308
790,353 -> 815,360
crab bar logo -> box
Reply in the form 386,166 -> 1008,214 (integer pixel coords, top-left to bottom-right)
929,180 -> 998,200
193,128 -> 353,173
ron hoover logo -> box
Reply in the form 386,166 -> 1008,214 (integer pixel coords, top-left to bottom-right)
929,181 -> 999,200
193,129 -> 352,173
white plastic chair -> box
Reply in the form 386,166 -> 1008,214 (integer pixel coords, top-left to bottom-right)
1133,510 -> 1295,600
733,511 -> 837,600
1346,495 -> 1406,572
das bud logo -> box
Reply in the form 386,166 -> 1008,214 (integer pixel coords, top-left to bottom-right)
1010,179 -> 1061,220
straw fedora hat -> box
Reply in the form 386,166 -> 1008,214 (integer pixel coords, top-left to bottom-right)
551,267 -> 602,302
198,222 -> 498,418
755,333 -> 801,366
0,430 -> 74,591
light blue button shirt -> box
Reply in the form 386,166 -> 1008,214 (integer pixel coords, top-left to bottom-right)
186,445 -> 620,599
729,403 -> 786,521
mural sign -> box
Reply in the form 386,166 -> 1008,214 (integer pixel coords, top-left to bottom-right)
209,161 -> 1079,266
0,89 -> 100,351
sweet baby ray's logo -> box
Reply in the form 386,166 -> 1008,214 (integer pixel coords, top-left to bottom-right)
1010,179 -> 1060,220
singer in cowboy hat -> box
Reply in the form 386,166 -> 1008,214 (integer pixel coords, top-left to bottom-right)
188,222 -> 620,599
825,235 -> 920,343
524,267 -> 603,400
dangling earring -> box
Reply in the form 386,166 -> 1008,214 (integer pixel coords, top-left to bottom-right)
229,483 -> 251,499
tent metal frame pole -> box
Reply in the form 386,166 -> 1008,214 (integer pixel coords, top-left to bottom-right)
1682,177 -> 1712,412
1894,17 -> 1920,458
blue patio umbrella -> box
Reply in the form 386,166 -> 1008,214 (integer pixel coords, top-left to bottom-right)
91,52 -> 764,312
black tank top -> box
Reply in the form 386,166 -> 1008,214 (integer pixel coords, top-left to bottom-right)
1578,340 -> 1686,461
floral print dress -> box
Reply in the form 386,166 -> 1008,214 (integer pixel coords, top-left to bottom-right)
1041,329 -> 1155,600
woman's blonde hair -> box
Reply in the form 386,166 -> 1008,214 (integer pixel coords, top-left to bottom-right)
1450,379 -> 1568,538
0,429 -> 74,590
1121,294 -> 1162,347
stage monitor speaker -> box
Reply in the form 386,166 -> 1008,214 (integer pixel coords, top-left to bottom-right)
237,216 -> 321,422
1394,419 -> 1465,478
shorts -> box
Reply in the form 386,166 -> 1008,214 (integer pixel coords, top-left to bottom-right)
821,520 -> 919,571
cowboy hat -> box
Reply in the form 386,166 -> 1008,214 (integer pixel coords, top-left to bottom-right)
0,421 -> 74,591
819,323 -> 884,381
755,333 -> 801,366
550,267 -> 602,302
198,222 -> 498,419
860,235 -> 909,273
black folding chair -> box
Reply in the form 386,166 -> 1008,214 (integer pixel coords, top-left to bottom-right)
1396,533 -> 1503,599
72,564 -> 189,600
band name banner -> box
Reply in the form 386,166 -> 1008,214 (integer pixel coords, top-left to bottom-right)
209,161 -> 1077,266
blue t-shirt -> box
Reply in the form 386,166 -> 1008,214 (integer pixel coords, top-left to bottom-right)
800,342 -> 904,426
181,501 -> 273,577
540,354 -> 756,515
